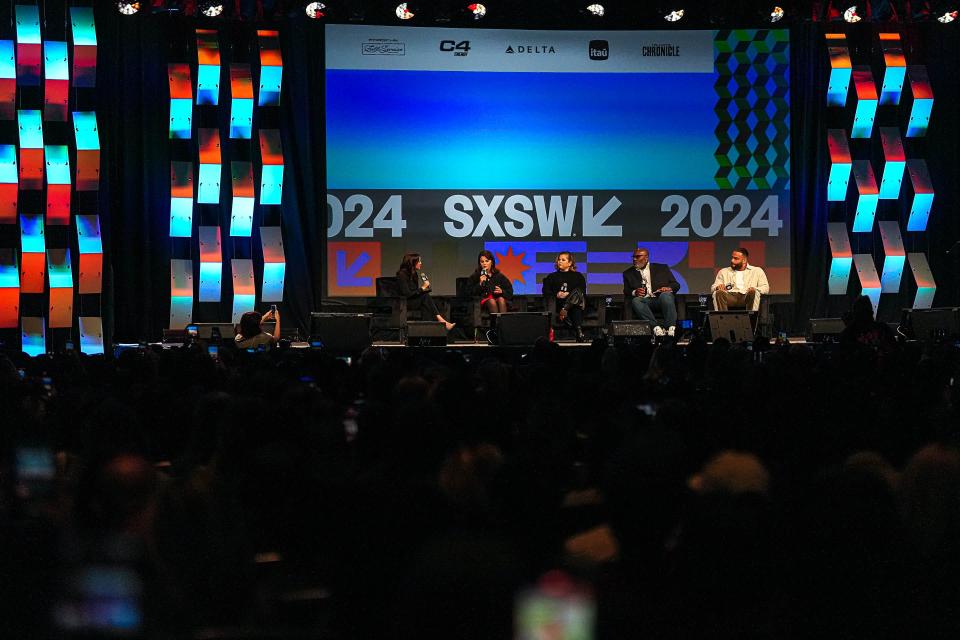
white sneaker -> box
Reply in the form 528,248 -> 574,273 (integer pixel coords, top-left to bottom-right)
667,326 -> 676,337
653,326 -> 665,337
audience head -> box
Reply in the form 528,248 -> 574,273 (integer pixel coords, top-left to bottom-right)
238,311 -> 263,339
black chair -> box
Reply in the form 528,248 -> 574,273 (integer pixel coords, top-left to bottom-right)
539,294 -> 607,340
373,276 -> 408,341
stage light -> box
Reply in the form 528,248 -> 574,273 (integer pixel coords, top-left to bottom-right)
468,3 -> 486,19
843,6 -> 862,22
664,9 -> 684,21
305,2 -> 326,18
117,1 -> 140,14
199,1 -> 224,17
396,2 -> 415,19
586,3 -> 605,16
770,6 -> 784,22
938,10 -> 958,22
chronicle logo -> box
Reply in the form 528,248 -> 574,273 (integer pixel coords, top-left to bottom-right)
588,39 -> 609,60
361,39 -> 405,56
440,39 -> 471,56
642,43 -> 681,57
505,44 -> 557,54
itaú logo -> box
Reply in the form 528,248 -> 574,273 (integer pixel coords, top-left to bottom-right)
443,194 -> 622,238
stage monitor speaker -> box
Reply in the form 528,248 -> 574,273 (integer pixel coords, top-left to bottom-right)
406,321 -> 447,346
809,317 -> 846,343
192,322 -> 237,341
607,320 -> 653,346
909,307 -> 959,341
707,311 -> 754,343
310,313 -> 372,351
493,312 -> 550,346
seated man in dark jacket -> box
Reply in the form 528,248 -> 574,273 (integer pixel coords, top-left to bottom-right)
623,247 -> 680,337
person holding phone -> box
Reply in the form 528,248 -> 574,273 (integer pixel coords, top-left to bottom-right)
468,250 -> 513,314
234,307 -> 280,349
396,253 -> 455,331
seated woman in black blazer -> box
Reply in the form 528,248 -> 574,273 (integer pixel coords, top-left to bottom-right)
541,250 -> 587,341
467,250 -> 513,314
396,252 -> 455,331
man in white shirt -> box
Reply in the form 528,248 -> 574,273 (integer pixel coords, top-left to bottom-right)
711,247 -> 769,311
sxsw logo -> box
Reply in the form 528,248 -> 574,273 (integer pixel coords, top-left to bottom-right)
327,242 -> 381,296
589,40 -> 609,60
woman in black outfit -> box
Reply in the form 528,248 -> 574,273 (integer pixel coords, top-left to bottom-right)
541,251 -> 587,341
396,253 -> 456,331
468,250 -> 513,314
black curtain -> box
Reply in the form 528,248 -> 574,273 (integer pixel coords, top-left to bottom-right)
94,14 -> 960,340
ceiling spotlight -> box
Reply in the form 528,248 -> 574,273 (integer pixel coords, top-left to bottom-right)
468,3 -> 486,19
938,10 -> 958,22
843,6 -> 861,22
586,3 -> 605,16
396,2 -> 415,19
199,1 -> 224,17
305,2 -> 326,18
117,1 -> 140,13
770,6 -> 784,22
664,9 -> 684,22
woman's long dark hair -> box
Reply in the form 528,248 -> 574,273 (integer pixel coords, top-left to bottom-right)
397,253 -> 421,279
238,311 -> 262,339
472,249 -> 499,275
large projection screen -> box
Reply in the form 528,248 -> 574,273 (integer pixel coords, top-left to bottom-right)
325,26 -> 790,297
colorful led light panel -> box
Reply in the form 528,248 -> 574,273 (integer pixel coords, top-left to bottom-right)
230,65 -> 253,139
827,129 -> 851,202
908,253 -> 936,309
198,128 -> 221,204
20,214 -> 45,253
0,144 -> 17,183
170,198 -> 193,237
169,64 -> 193,139
70,7 -> 97,88
231,258 -> 256,324
851,66 -> 878,139
48,249 -> 73,328
827,222 -> 853,295
878,127 -> 905,200
0,41 -> 15,120
46,184 -> 71,225
76,215 -> 102,254
231,162 -> 254,236
196,30 -> 220,105
21,316 -> 45,357
853,254 -> 881,312
852,160 -> 878,233
825,34 -> 851,107
0,248 -> 17,328
879,33 -> 905,106
878,221 -> 905,293
45,146 -> 71,185
44,41 -> 69,80
15,5 -> 41,86
170,260 -> 193,329
260,227 -> 285,302
73,112 -> 100,150
259,129 -> 283,205
18,110 -> 43,148
907,66 -> 933,138
906,159 -> 934,232
79,316 -> 104,355
258,30 -> 283,106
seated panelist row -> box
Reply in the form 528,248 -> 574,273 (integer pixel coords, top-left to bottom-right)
623,245 -> 769,337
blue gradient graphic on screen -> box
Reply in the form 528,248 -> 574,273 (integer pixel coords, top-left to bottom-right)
326,71 -> 718,190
